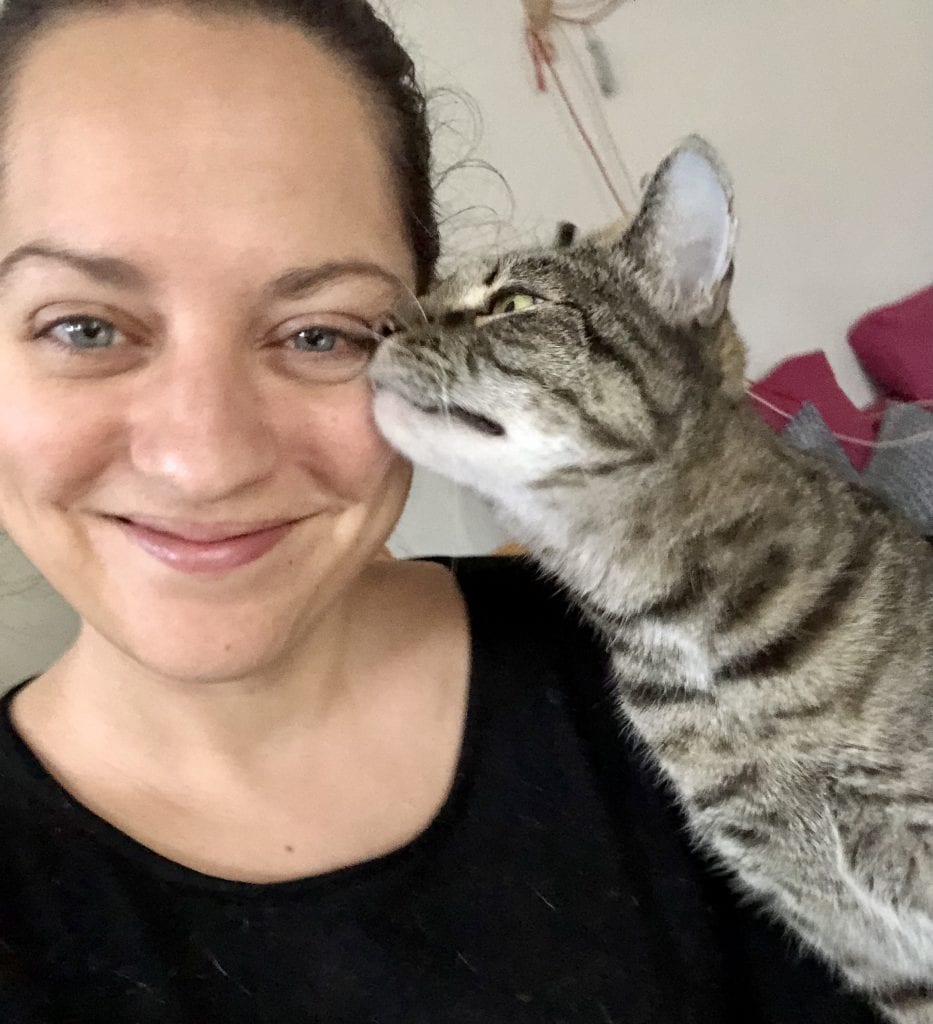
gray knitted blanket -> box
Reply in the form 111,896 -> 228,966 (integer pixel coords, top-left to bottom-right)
782,401 -> 933,537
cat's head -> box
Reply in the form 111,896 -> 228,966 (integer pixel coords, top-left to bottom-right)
370,136 -> 746,501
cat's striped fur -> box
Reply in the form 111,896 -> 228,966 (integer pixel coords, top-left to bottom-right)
370,138 -> 933,1022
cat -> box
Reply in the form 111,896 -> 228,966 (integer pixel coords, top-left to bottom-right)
369,137 -> 933,1023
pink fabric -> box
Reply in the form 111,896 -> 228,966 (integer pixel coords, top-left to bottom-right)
748,351 -> 881,471
848,286 -> 933,403
748,284 -> 932,471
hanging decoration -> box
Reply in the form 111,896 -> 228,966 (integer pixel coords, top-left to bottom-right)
521,0 -> 635,218
524,1 -> 627,95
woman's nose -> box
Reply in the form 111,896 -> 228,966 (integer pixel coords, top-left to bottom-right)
128,344 -> 279,505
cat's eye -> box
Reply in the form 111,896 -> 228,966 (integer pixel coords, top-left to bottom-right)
489,292 -> 542,317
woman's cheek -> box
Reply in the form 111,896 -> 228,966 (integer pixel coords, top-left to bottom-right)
0,381 -> 115,513
294,379 -> 399,499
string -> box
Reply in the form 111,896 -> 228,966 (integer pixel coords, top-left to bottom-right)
556,22 -> 638,206
523,0 -> 635,218
746,388 -> 933,450
536,37 -> 632,218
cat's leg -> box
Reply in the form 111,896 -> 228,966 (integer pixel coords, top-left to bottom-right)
871,994 -> 933,1024
838,822 -> 933,1024
695,803 -> 933,1017
848,813 -> 933,920
614,665 -> 933,1008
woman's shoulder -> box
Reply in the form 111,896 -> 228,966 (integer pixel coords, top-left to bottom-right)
411,554 -> 613,720
417,554 -> 593,640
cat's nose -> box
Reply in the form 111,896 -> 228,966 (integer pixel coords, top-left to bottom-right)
376,317 -> 401,338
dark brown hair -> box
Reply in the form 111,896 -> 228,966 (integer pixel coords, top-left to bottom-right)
0,0 -> 440,290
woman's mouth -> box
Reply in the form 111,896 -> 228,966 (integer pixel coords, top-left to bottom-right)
112,516 -> 303,575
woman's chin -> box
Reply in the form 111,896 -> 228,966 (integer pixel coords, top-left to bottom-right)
84,605 -> 313,686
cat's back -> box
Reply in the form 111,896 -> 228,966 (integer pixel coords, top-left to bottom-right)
715,419 -> 933,781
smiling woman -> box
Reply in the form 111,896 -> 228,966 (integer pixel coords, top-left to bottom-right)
0,3 -> 426,681
0,3 -> 891,1024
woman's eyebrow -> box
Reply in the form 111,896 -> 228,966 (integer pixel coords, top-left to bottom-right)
0,245 -> 405,301
269,261 -> 405,301
0,242 -> 149,290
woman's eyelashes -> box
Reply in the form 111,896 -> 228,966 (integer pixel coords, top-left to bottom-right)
285,324 -> 378,355
276,320 -> 383,384
30,313 -> 380,354
37,315 -> 126,355
27,304 -> 384,384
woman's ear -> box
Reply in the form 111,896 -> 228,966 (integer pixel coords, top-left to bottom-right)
620,136 -> 736,327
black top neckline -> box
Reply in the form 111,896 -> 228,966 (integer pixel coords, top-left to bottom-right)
0,557 -> 484,899
0,556 -> 882,1023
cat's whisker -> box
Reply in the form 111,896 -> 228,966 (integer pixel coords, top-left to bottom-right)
420,357 -> 459,432
393,279 -> 429,327
425,360 -> 455,430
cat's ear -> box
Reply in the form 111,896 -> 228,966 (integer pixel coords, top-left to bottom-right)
554,222 -> 578,248
621,136 -> 736,327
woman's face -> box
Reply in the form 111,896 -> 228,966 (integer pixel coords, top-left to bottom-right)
0,8 -> 416,681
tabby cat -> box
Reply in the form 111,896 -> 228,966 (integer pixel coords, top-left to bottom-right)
369,137 -> 933,1022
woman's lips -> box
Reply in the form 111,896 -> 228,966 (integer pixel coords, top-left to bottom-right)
116,517 -> 301,574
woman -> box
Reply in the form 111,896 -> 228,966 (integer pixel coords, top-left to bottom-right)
0,2 -> 881,1021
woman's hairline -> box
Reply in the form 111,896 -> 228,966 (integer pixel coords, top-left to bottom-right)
0,2 -> 432,288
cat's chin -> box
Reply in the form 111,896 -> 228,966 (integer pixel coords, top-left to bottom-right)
373,388 -> 504,438
371,388 -> 505,483
372,388 -> 592,503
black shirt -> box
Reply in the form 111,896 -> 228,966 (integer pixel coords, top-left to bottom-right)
0,556 -> 880,1024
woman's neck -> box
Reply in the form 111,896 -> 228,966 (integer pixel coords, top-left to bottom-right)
10,559 -> 472,883
21,562 -> 402,776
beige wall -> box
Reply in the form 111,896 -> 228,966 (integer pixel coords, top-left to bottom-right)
2,1 -> 931,680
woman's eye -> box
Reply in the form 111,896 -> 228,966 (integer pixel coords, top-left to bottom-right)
42,317 -> 121,350
292,327 -> 343,353
281,324 -> 376,383
287,326 -> 376,357
490,293 -> 542,316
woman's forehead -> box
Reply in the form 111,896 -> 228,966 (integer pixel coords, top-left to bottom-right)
0,7 -> 415,286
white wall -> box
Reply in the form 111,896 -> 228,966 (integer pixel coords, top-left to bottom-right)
388,0 -> 933,553
1,1 -> 930,680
